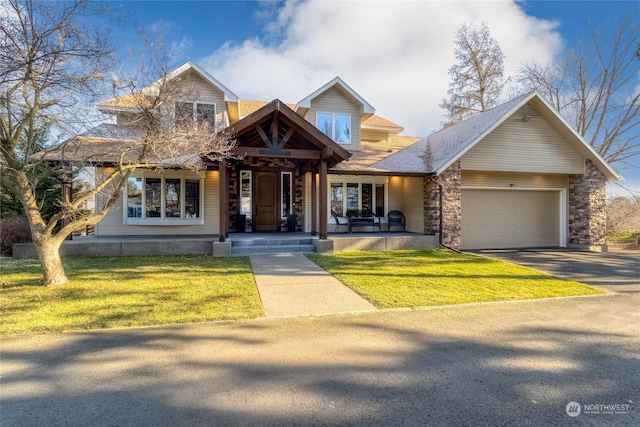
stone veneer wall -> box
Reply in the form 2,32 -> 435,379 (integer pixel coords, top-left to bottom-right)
424,162 -> 461,249
227,157 -> 302,232
569,159 -> 607,247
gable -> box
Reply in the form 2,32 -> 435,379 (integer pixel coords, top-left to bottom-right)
460,103 -> 585,174
307,86 -> 363,151
172,69 -> 228,125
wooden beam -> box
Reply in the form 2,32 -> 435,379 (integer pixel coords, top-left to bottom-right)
255,125 -> 269,145
218,164 -> 229,241
319,159 -> 328,239
281,126 -> 296,145
311,166 -> 317,236
232,147 -> 323,160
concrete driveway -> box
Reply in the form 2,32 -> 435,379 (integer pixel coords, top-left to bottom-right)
2,250 -> 639,426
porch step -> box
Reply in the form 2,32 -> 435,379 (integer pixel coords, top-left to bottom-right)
231,244 -> 316,256
230,237 -> 316,256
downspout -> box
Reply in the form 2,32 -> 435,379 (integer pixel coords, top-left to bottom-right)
429,174 -> 461,253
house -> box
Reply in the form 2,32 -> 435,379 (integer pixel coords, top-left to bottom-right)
43,61 -> 621,254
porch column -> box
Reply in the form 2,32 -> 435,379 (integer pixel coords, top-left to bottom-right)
219,163 -> 229,242
319,159 -> 328,239
311,167 -> 317,236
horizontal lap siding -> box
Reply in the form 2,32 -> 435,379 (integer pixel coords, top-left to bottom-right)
181,70 -> 228,125
95,169 -> 219,236
308,87 -> 362,151
461,104 -> 584,174
462,171 -> 569,189
402,177 -> 425,233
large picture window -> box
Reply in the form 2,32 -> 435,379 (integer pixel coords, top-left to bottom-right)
126,175 -> 202,224
329,179 -> 386,217
317,112 -> 351,144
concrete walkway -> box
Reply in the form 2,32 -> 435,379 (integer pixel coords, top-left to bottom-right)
249,253 -> 376,317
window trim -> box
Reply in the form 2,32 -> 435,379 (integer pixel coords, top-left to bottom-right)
316,111 -> 351,144
124,173 -> 204,225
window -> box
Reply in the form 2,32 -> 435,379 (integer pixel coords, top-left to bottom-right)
346,183 -> 359,215
330,183 -> 344,216
240,171 -> 252,215
127,178 -> 143,218
281,172 -> 292,218
329,179 -> 387,218
317,112 -> 351,144
175,102 -> 216,131
126,176 -> 202,223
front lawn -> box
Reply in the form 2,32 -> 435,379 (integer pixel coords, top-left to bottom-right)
0,255 -> 263,336
307,250 -> 604,308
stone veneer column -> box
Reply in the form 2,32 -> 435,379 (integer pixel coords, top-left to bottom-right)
569,159 -> 607,249
424,162 -> 461,249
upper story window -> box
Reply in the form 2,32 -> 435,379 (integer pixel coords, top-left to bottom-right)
317,112 -> 351,144
175,102 -> 216,132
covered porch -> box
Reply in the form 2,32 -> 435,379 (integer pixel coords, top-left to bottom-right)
12,232 -> 439,259
217,99 -> 349,241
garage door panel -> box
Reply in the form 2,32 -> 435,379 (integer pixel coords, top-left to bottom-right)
461,190 -> 560,250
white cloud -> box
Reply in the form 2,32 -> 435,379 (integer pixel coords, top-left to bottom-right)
200,0 -> 563,136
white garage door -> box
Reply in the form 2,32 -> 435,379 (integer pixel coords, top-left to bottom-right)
461,190 -> 560,250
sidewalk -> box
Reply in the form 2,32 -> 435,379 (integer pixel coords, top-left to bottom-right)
249,253 -> 377,317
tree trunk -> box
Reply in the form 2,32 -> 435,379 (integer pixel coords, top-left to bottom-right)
35,236 -> 68,286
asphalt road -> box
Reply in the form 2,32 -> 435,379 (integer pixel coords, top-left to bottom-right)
1,251 -> 639,426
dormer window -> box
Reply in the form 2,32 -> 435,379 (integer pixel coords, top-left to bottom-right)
175,102 -> 216,132
317,112 -> 351,144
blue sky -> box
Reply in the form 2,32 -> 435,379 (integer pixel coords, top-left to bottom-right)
112,0 -> 639,195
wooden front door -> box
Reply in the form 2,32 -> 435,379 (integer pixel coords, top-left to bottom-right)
255,172 -> 278,231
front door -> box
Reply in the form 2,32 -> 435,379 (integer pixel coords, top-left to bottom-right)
255,172 -> 278,231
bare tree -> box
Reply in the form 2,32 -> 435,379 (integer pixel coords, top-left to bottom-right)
440,22 -> 507,123
1,0 -> 237,285
517,14 -> 639,168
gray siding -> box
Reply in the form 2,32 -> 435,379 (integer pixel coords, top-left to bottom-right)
460,104 -> 585,174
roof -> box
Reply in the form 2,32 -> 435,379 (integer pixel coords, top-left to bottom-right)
228,99 -> 350,166
97,93 -> 154,110
357,91 -> 621,180
239,100 -> 297,118
427,93 -> 529,174
331,135 -> 422,173
426,91 -> 621,181
362,115 -> 404,133
98,61 -> 239,113
296,76 -> 375,115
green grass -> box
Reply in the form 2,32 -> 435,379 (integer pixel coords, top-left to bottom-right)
307,250 -> 604,308
0,255 -> 263,336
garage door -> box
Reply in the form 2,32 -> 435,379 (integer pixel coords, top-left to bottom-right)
461,190 -> 560,250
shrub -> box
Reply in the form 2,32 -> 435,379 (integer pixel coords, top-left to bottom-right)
0,218 -> 32,257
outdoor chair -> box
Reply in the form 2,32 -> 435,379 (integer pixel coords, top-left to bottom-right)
387,210 -> 405,232
331,210 -> 349,233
